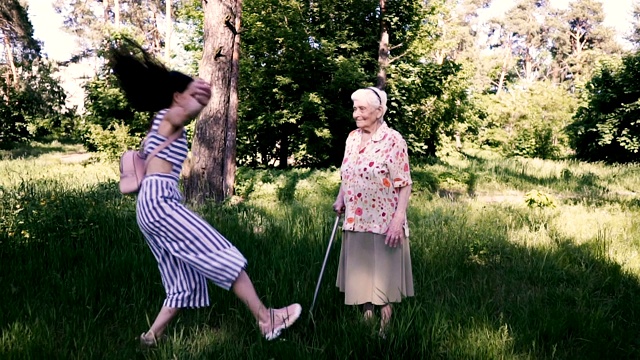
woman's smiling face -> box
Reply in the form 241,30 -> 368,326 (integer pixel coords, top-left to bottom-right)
352,98 -> 382,132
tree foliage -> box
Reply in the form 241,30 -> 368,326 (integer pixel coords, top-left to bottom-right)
628,0 -> 640,47
236,0 -> 468,166
0,0 -> 68,145
548,0 -> 620,85
568,54 -> 640,163
7,0 -> 634,168
53,0 -> 183,63
474,81 -> 578,159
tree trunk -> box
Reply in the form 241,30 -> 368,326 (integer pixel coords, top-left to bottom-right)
184,0 -> 241,204
496,35 -> 512,95
103,0 -> 110,24
114,0 -> 120,28
165,0 -> 171,62
376,0 -> 389,90
224,0 -> 241,197
153,12 -> 162,55
3,33 -> 18,88
496,56 -> 508,95
277,127 -> 290,169
524,52 -> 533,83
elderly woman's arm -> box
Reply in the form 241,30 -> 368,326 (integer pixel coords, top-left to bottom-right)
333,184 -> 345,215
385,184 -> 412,248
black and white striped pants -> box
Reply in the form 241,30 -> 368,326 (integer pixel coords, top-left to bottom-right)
136,174 -> 247,308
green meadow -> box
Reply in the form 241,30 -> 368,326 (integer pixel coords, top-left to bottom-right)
1,142 -> 640,359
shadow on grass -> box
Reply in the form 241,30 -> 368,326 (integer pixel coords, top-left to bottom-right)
433,151 -> 640,208
2,179 -> 640,359
275,169 -> 315,203
0,143 -> 73,160
203,200 -> 640,359
399,204 -> 640,359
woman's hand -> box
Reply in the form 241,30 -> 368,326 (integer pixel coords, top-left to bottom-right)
164,79 -> 212,128
182,79 -> 212,118
333,197 -> 345,215
384,217 -> 404,248
385,185 -> 411,248
191,79 -> 212,106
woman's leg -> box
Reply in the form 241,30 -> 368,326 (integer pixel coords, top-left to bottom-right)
142,306 -> 180,342
139,184 -> 300,342
232,270 -> 302,340
231,270 -> 269,322
380,303 -> 392,332
363,302 -> 374,320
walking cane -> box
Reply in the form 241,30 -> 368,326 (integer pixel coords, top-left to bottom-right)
310,215 -> 340,315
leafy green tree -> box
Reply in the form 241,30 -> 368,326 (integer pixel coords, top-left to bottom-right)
568,53 -> 640,163
237,0 -> 469,164
503,0 -> 550,83
445,0 -> 492,93
54,0 -> 178,59
484,18 -> 519,94
237,0 -> 378,167
629,0 -> 640,47
384,0 -> 474,157
549,0 -> 620,86
0,0 -> 68,144
475,81 -> 578,159
183,0 -> 243,202
174,0 -> 203,75
485,0 -> 553,93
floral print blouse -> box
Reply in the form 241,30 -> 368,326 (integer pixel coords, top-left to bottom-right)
340,121 -> 412,236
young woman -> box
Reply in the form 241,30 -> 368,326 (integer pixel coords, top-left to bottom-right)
108,40 -> 301,346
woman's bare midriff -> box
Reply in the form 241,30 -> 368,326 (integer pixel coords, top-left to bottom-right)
146,157 -> 174,176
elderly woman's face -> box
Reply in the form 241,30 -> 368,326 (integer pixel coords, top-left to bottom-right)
352,98 -> 382,132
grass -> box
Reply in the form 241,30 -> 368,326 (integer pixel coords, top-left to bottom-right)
1,143 -> 640,359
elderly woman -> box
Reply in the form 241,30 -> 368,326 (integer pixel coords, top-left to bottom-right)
333,86 -> 414,336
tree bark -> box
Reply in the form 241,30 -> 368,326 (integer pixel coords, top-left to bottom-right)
3,33 -> 18,88
376,0 -> 389,90
496,60 -> 507,95
103,0 -> 110,24
165,0 -> 171,62
114,0 -> 120,28
496,35 -> 512,95
277,125 -> 290,169
224,0 -> 241,197
184,0 -> 241,203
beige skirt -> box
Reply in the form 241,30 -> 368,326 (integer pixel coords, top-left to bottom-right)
336,231 -> 414,305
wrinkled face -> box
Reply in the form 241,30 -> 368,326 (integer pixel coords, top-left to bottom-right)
352,98 -> 382,132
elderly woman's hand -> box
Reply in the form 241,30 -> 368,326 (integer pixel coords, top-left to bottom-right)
332,197 -> 345,215
385,217 -> 404,248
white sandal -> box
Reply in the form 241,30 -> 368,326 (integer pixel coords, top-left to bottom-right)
259,303 -> 302,340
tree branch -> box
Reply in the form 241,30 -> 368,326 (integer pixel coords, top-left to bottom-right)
389,43 -> 403,51
389,50 -> 410,63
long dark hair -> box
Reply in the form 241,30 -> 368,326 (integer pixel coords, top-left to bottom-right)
107,37 -> 193,113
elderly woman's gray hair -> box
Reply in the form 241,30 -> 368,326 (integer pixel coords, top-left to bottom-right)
351,87 -> 387,120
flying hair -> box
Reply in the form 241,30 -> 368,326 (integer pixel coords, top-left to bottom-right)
107,37 -> 193,113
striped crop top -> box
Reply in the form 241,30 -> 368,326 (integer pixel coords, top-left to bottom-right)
142,109 -> 189,179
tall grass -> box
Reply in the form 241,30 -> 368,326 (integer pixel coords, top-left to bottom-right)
1,144 -> 640,359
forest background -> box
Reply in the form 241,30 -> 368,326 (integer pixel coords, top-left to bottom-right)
3,1 -> 640,359
3,0 -> 640,172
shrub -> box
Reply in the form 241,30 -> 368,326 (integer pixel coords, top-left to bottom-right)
83,122 -> 140,160
524,189 -> 556,209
